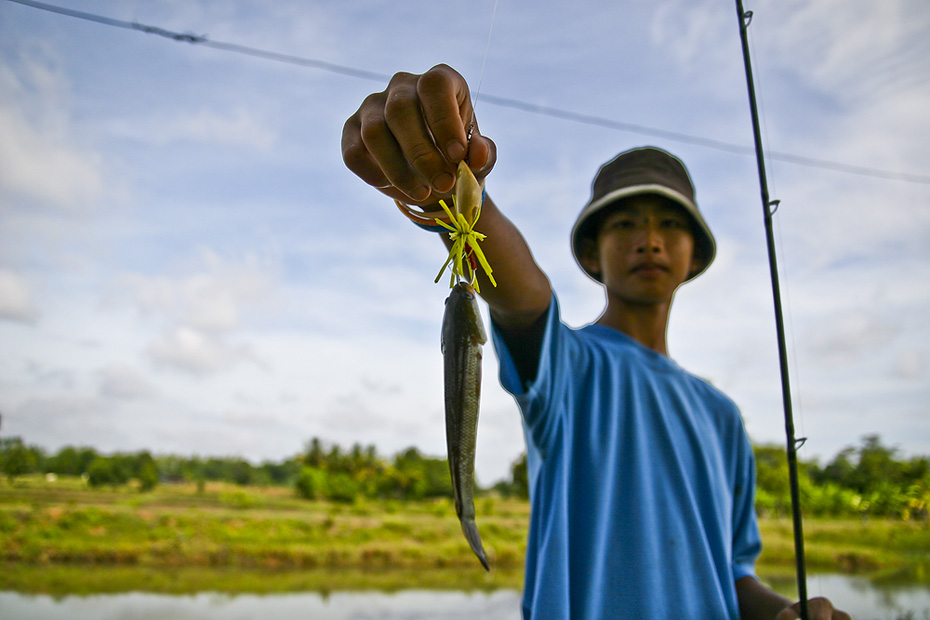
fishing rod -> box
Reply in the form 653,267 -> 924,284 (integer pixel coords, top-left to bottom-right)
733,2 -> 810,619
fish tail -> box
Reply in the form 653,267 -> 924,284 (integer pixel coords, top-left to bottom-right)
460,518 -> 489,571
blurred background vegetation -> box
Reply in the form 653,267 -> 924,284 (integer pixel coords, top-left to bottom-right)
1,433 -> 927,520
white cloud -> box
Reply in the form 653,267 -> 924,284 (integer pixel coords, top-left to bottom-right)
23,360 -> 75,390
769,0 -> 930,104
120,249 -> 278,333
0,269 -> 38,323
157,107 -> 277,150
650,0 -> 731,70
97,364 -> 156,400
804,311 -> 901,367
147,326 -> 259,375
0,53 -> 103,211
10,396 -> 121,449
892,349 -> 925,380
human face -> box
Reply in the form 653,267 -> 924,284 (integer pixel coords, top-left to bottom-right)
582,195 -> 699,307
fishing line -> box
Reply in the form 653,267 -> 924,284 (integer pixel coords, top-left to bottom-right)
735,3 -> 810,619
7,0 -> 929,186
774,219 -> 808,442
467,0 -> 501,142
771,205 -> 810,446
744,12 -> 808,443
745,12 -> 808,443
746,18 -> 777,196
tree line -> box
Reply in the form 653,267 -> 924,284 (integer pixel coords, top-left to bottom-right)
754,434 -> 929,520
1,434 -> 927,519
0,437 -> 300,491
0,436 -> 457,502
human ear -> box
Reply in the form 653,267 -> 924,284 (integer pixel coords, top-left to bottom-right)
579,239 -> 601,276
687,254 -> 702,278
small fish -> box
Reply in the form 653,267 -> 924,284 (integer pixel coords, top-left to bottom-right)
442,281 -> 489,570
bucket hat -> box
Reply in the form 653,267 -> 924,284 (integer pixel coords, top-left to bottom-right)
571,146 -> 716,282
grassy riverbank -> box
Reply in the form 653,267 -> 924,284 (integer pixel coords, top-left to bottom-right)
1,475 -> 928,594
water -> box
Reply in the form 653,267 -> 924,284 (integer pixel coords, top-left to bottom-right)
1,575 -> 928,620
802,574 -> 930,619
1,590 -> 521,620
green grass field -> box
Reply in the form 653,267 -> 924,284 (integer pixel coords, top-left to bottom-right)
1,475 -> 928,595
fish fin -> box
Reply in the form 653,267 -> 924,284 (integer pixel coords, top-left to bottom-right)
461,518 -> 490,571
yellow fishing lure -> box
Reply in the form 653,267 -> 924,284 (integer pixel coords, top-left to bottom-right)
395,161 -> 496,292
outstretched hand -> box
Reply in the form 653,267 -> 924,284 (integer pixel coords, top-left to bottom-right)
341,64 -> 496,208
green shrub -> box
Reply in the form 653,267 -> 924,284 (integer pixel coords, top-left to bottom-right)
295,467 -> 328,500
327,473 -> 360,504
86,457 -> 128,488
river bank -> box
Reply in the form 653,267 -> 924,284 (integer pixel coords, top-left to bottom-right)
1,476 -> 927,595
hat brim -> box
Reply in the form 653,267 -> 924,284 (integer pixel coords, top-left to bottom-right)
571,183 -> 716,283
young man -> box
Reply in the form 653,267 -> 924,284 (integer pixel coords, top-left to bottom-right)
342,64 -> 849,620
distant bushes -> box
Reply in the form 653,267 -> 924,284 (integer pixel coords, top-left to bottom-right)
3,433 -> 928,519
294,441 -> 453,503
0,435 -> 461,502
85,452 -> 159,490
754,435 -> 930,520
0,437 -> 299,492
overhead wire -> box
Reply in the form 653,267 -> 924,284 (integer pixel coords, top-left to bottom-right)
6,0 -> 930,186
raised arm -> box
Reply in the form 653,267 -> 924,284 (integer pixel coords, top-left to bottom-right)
341,64 -> 551,331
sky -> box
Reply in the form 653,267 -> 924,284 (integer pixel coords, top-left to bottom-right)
1,0 -> 928,486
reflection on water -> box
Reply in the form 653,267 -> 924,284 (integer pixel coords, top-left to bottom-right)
1,575 -> 928,620
769,573 -> 930,620
1,590 -> 522,620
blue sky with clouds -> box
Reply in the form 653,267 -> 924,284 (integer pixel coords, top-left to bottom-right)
1,0 -> 928,485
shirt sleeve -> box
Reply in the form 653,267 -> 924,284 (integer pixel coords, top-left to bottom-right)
490,293 -> 568,454
731,430 -> 762,581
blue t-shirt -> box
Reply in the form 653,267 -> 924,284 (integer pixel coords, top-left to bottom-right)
491,295 -> 761,620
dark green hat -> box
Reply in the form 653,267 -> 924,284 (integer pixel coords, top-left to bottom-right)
571,147 -> 716,282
